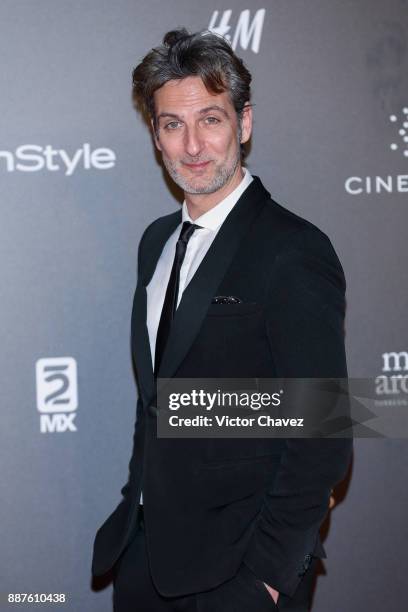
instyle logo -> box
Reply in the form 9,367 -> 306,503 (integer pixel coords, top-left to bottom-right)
375,351 -> 408,405
208,9 -> 265,54
0,143 -> 116,176
344,106 -> 408,195
36,357 -> 78,433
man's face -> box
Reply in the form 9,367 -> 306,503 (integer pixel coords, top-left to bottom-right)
151,76 -> 252,195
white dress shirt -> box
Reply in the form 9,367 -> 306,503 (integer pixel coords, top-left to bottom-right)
139,167 -> 253,504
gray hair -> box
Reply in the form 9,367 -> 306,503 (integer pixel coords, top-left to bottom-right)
132,28 -> 252,133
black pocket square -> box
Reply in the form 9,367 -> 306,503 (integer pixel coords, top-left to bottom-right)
211,295 -> 243,304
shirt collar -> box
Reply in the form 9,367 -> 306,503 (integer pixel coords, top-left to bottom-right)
181,167 -> 253,231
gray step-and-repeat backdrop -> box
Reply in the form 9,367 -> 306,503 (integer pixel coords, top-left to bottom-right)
1,1 -> 407,610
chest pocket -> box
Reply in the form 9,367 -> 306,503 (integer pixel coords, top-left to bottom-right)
206,302 -> 263,317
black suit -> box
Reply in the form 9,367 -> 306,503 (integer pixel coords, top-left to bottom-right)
92,176 -> 352,604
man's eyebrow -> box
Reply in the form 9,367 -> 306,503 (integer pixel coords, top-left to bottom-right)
198,105 -> 229,118
157,112 -> 180,121
157,105 -> 230,122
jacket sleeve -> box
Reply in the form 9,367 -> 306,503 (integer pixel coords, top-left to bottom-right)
119,396 -> 144,499
242,226 -> 353,597
118,222 -> 152,501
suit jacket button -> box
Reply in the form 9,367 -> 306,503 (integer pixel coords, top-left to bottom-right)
303,553 -> 313,570
298,553 -> 313,576
147,404 -> 158,417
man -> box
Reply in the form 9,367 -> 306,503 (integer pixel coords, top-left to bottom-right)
92,28 -> 352,611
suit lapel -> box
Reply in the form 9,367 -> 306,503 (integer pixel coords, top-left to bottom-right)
133,176 -> 270,406
156,176 -> 269,389
132,212 -> 181,405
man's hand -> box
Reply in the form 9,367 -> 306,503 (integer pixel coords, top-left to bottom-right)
259,492 -> 335,606
258,492 -> 335,604
262,583 -> 279,604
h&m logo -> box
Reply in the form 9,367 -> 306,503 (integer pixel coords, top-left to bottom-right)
208,9 -> 265,54
36,357 -> 78,433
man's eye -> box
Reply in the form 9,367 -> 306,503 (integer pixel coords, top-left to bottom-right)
204,116 -> 220,125
165,121 -> 181,130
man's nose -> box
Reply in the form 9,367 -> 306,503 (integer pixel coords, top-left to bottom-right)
184,125 -> 203,157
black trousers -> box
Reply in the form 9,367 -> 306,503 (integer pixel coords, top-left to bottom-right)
113,506 -> 317,612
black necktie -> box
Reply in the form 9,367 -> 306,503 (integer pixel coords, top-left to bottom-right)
154,221 -> 201,376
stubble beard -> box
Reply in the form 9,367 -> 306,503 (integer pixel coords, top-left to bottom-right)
160,129 -> 242,195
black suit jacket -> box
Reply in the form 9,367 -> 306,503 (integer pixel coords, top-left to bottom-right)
91,176 -> 352,598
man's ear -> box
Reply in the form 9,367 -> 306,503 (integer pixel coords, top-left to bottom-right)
150,118 -> 162,151
239,103 -> 253,144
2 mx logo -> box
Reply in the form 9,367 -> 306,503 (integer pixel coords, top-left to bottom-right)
36,357 -> 78,433
208,9 -> 265,54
